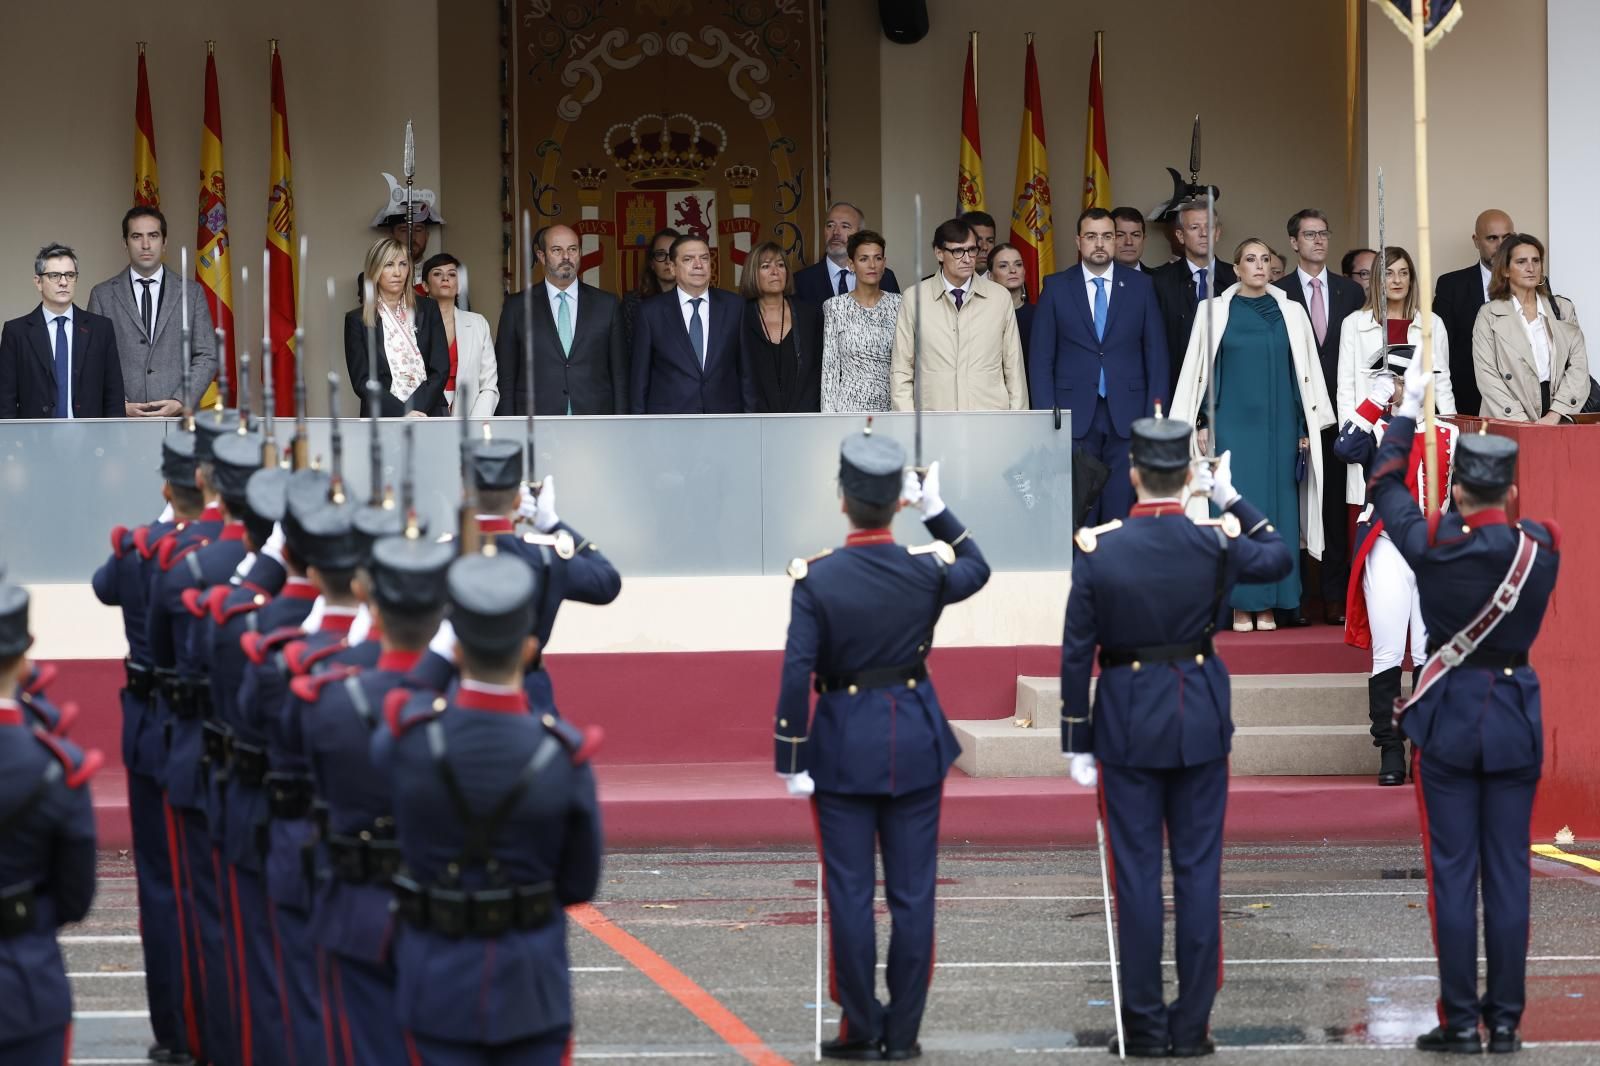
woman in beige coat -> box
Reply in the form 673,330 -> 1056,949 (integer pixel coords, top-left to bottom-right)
1472,233 -> 1588,423
1170,238 -> 1335,631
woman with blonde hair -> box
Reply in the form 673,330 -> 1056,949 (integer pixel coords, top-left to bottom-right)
343,238 -> 450,417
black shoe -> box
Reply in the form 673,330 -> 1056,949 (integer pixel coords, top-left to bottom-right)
1489,1027 -> 1521,1054
1278,608 -> 1312,628
1171,1037 -> 1216,1058
1378,742 -> 1407,786
1108,1033 -> 1170,1057
884,1043 -> 922,1061
148,1048 -> 194,1066
1416,1026 -> 1483,1054
822,1035 -> 885,1061
1323,605 -> 1346,626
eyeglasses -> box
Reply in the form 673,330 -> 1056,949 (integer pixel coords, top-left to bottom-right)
1298,230 -> 1331,242
941,246 -> 978,259
38,271 -> 78,282
649,250 -> 671,262
1349,270 -> 1371,281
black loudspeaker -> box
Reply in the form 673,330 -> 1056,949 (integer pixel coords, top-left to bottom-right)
879,0 -> 929,44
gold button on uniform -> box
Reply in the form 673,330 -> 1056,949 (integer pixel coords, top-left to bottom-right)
1131,661 -> 1142,672
906,679 -> 918,690
847,685 -> 859,696
432,698 -> 447,711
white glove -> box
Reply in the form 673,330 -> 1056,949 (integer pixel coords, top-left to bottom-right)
1067,753 -> 1098,789
158,502 -> 175,523
532,475 -> 559,533
302,596 -> 326,634
1189,459 -> 1214,501
349,605 -> 373,645
779,770 -> 816,797
428,618 -> 458,660
900,468 -> 923,509
914,461 -> 946,519
1396,357 -> 1429,420
1209,450 -> 1240,509
261,523 -> 287,567
231,552 -> 256,584
1366,374 -> 1396,410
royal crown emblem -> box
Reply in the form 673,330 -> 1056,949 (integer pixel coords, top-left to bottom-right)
604,113 -> 728,190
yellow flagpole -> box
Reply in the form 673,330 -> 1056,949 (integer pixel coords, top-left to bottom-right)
1410,2 -> 1441,523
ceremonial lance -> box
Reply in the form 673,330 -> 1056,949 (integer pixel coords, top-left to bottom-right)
911,192 -> 925,475
403,120 -> 417,285
521,210 -> 540,497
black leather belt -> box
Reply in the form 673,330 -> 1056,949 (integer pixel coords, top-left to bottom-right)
0,883 -> 38,938
163,677 -> 213,721
1427,645 -> 1529,670
124,660 -> 157,701
392,874 -> 558,937
264,772 -> 314,819
1099,639 -> 1214,670
327,830 -> 402,885
202,721 -> 232,766
232,741 -> 268,786
815,662 -> 928,695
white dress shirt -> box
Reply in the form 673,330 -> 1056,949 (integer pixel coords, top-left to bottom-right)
825,258 -> 854,296
545,278 -> 579,321
40,304 -> 74,414
1186,257 -> 1220,297
940,271 -> 974,306
1479,262 -> 1493,303
1083,262 -> 1115,314
1297,265 -> 1330,292
677,286 -> 711,362
1511,293 -> 1553,382
129,265 -> 164,337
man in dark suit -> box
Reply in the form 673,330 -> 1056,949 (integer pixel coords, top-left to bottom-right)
1029,208 -> 1169,523
1151,200 -> 1236,396
1433,208 -> 1515,417
0,243 -> 124,418
792,201 -> 901,305
1111,206 -> 1157,275
1276,208 -> 1366,626
495,224 -> 628,415
630,235 -> 742,413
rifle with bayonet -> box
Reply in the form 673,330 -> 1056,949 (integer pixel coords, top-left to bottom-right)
327,372 -> 346,504
180,247 -> 195,431
288,243 -> 310,470
521,210 -> 540,500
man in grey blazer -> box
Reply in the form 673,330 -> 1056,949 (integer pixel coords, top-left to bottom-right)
88,206 -> 216,416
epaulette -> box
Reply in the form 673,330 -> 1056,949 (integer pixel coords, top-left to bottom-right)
214,587 -> 270,626
242,626 -> 306,666
133,525 -> 157,560
539,712 -> 602,765
786,548 -> 834,580
158,536 -> 209,572
522,529 -> 576,560
23,664 -> 56,697
181,588 -> 208,618
1073,519 -> 1123,553
1191,512 -> 1242,538
33,731 -> 103,790
284,639 -> 349,678
907,541 -> 956,565
1520,518 -> 1562,552
22,694 -> 75,736
110,525 -> 131,559
289,664 -> 362,704
384,689 -> 444,738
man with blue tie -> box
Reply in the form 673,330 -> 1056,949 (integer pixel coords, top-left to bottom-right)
1029,208 -> 1169,523
792,201 -> 902,305
629,234 -> 743,413
0,243 -> 124,418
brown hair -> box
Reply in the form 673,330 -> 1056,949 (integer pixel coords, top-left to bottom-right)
739,241 -> 793,299
1487,233 -> 1545,303
1362,246 -> 1419,322
634,227 -> 680,298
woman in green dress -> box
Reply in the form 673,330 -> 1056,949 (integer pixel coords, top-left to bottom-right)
1171,238 -> 1336,632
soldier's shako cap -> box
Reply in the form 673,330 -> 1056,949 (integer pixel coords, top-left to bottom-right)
160,427 -> 199,484
212,431 -> 265,500
0,583 -> 30,658
370,535 -> 453,614
468,439 -> 523,492
839,431 -> 905,506
242,466 -> 289,548
1379,344 -> 1416,375
1455,433 -> 1518,494
448,553 -> 538,657
282,470 -> 334,559
194,409 -> 245,464
1130,416 -> 1192,471
295,501 -> 368,572
355,503 -> 407,540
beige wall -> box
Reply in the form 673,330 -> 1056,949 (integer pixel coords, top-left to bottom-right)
874,1 -> 1352,280
0,0 -> 440,415
1364,2 -> 1547,277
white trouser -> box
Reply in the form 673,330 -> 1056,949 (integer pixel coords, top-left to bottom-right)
1362,533 -> 1426,674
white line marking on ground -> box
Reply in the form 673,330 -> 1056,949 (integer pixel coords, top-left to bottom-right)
67,972 -> 145,978
907,955 -> 1600,969
73,1010 -> 152,1019
1017,1042 -> 1600,1054
923,891 -> 1429,901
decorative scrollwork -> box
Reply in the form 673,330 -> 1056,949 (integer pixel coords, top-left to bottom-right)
555,28 -> 662,121
773,220 -> 805,264
666,27 -> 774,119
723,0 -> 806,77
768,136 -> 796,163
528,174 -> 561,218
773,166 -> 805,216
535,139 -> 563,160
524,1 -> 614,82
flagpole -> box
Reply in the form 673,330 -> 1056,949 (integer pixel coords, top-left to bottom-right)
970,30 -> 978,110
1410,2 -> 1441,525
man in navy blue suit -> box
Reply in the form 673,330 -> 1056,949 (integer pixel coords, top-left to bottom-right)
0,243 -> 124,418
629,234 -> 743,413
1370,359 -> 1559,1056
792,201 -> 901,305
1029,208 -> 1169,523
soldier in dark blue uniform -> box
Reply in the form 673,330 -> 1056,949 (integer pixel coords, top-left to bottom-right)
465,439 -> 621,707
1061,420 -> 1295,1057
0,583 -> 100,1064
374,552 -> 604,1065
289,531 -> 452,1065
774,430 -> 990,1061
1368,361 -> 1560,1056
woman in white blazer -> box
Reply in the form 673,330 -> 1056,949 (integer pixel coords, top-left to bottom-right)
422,253 -> 500,416
1335,245 -> 1456,504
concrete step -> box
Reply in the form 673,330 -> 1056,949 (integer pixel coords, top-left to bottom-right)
1014,672 -> 1393,731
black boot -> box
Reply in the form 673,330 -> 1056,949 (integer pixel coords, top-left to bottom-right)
1368,667 -> 1406,786
1416,1025 -> 1483,1054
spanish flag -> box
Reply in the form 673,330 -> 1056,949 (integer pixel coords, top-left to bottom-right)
1082,31 -> 1111,212
1008,34 -> 1054,302
196,43 -> 234,409
956,32 -> 986,214
133,45 -> 160,208
265,41 -> 298,417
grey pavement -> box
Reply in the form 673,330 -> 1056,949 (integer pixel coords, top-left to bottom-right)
66,844 -> 1600,1063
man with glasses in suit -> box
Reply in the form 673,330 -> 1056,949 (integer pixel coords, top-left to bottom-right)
0,243 -> 124,418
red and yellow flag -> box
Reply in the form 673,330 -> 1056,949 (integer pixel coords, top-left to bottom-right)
265,42 -> 298,417
1082,31 -> 1111,212
956,32 -> 986,214
197,44 -> 235,407
133,44 -> 160,208
1008,35 -> 1054,302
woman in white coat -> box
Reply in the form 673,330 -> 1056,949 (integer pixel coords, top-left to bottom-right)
1170,238 -> 1335,632
1335,245 -> 1456,506
422,253 -> 500,416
